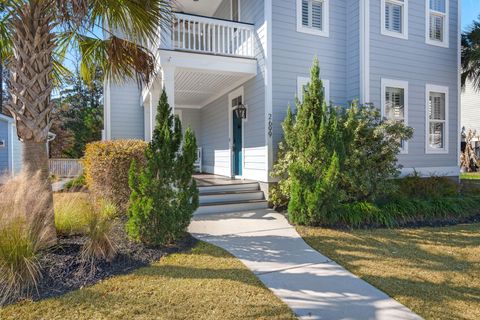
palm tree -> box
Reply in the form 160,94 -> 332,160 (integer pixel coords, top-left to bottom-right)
0,0 -> 170,242
462,18 -> 480,89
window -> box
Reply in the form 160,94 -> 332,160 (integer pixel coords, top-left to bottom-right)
231,0 -> 240,22
381,0 -> 408,39
381,79 -> 409,153
297,77 -> 330,104
426,0 -> 449,47
297,0 -> 329,37
426,84 -> 449,153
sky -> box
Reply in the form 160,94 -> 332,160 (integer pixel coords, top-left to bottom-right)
462,0 -> 480,31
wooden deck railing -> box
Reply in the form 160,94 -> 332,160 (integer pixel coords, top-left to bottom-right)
49,159 -> 83,177
171,13 -> 255,58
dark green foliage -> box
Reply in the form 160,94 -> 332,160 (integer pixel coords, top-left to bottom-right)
50,68 -> 103,159
272,59 -> 413,226
395,171 -> 459,198
127,89 -> 199,245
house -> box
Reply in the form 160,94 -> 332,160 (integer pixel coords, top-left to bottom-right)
460,80 -> 480,158
104,0 -> 461,194
0,113 -> 22,177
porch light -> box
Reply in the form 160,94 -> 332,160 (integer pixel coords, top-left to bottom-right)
234,103 -> 248,119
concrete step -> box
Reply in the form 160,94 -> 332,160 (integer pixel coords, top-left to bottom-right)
195,200 -> 269,215
198,182 -> 259,195
199,190 -> 264,205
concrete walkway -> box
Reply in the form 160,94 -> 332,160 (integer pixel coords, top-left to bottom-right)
189,209 -> 422,320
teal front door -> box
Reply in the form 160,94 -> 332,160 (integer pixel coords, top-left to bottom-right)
232,96 -> 243,176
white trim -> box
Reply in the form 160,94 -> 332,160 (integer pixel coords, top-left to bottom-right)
297,76 -> 331,103
228,86 -> 245,178
265,0 -> 273,183
425,84 -> 449,154
296,0 -> 330,37
381,78 -> 409,154
230,0 -> 241,21
381,0 -> 408,40
425,0 -> 449,48
457,0 -> 462,166
360,0 -> 370,104
8,123 -> 14,176
400,166 -> 459,177
103,78 -> 111,140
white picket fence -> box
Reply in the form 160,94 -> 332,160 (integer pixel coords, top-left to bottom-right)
49,159 -> 83,178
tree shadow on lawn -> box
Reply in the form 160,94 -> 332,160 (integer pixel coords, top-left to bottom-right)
298,224 -> 480,319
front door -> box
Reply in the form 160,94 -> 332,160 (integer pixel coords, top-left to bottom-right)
232,96 -> 243,176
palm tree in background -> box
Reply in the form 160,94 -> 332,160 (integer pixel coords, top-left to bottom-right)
0,0 -> 170,242
462,18 -> 480,89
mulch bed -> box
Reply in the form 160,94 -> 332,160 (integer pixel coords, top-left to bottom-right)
34,227 -> 197,301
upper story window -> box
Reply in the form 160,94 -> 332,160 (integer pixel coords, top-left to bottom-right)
231,0 -> 240,22
381,79 -> 409,153
297,77 -> 330,104
381,0 -> 408,39
426,84 -> 449,153
426,0 -> 449,47
297,0 -> 329,37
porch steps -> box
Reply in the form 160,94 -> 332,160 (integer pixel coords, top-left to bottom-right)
195,182 -> 268,215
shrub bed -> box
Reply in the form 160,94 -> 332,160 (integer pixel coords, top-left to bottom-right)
84,140 -> 147,212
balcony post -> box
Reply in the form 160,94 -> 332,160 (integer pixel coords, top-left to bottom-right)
161,65 -> 176,113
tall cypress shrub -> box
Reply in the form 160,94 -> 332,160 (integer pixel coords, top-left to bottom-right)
127,89 -> 199,245
285,59 -> 345,225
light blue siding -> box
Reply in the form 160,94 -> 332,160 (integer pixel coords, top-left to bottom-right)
214,0 -> 231,19
106,79 -> 144,140
271,0 -> 348,158
176,108 -> 202,145
0,121 -> 9,175
12,127 -> 22,175
369,0 -> 459,169
346,1 -> 360,102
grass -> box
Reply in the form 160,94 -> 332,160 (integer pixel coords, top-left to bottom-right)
461,172 -> 480,180
53,193 -> 92,236
297,224 -> 480,320
0,242 -> 296,320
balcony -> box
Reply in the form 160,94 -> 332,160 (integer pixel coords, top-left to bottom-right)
165,13 -> 256,59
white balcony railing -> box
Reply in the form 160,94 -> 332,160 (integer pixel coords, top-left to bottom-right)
171,13 -> 255,58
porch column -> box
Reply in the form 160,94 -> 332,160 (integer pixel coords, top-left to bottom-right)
161,65 -> 176,113
149,86 -> 161,140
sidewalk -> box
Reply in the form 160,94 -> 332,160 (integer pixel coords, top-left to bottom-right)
189,209 -> 422,320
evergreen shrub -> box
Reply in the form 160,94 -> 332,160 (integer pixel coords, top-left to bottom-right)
127,89 -> 199,245
83,140 -> 147,212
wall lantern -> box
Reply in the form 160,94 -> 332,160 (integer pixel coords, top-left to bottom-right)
234,103 -> 248,120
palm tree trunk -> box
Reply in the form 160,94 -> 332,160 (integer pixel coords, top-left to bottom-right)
6,2 -> 57,243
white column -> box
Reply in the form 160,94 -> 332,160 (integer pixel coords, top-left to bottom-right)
161,65 -> 176,113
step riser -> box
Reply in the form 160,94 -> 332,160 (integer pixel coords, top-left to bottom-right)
195,201 -> 269,215
200,192 -> 264,205
199,183 -> 259,195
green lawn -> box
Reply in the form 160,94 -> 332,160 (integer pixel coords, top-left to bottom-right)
297,224 -> 480,320
0,242 -> 296,320
461,172 -> 480,180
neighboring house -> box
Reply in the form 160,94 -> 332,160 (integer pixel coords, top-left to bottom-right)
460,80 -> 480,157
0,113 -> 22,177
104,0 -> 461,192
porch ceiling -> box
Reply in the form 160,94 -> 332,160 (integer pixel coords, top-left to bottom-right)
175,69 -> 251,108
173,0 -> 223,17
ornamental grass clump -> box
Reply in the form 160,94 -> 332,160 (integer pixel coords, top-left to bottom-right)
54,193 -> 91,236
0,173 -> 52,305
82,200 -> 119,264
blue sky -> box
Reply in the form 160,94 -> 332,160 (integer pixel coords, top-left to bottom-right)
463,0 -> 480,31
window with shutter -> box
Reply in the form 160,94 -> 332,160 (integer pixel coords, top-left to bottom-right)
297,0 -> 329,37
426,85 -> 449,153
426,0 -> 448,47
382,0 -> 407,39
382,79 -> 408,153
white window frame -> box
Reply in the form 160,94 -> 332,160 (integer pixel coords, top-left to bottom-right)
381,0 -> 408,40
425,84 -> 449,154
297,76 -> 330,104
425,0 -> 449,48
231,0 -> 241,22
381,79 -> 409,154
296,0 -> 329,37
